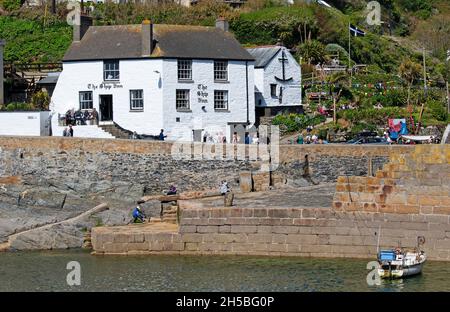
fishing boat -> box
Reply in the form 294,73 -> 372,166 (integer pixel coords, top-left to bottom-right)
377,248 -> 426,279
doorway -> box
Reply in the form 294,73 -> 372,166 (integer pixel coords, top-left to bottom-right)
99,95 -> 113,121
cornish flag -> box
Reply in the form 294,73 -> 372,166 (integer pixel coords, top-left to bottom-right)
349,25 -> 366,37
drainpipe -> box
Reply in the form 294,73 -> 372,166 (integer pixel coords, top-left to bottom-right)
246,61 -> 249,126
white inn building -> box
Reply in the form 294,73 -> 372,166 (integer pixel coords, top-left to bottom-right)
51,17 -> 255,141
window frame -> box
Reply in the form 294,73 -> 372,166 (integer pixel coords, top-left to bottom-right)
177,59 -> 193,81
79,91 -> 93,110
214,90 -> 229,111
103,60 -> 120,81
214,60 -> 228,82
129,89 -> 144,111
270,84 -> 277,97
176,89 -> 191,111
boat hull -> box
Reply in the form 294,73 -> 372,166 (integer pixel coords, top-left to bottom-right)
378,262 -> 424,279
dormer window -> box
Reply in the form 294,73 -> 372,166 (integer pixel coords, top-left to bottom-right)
104,60 -> 120,81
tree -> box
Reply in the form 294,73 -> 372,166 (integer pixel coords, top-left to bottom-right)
399,58 -> 422,106
297,40 -> 327,65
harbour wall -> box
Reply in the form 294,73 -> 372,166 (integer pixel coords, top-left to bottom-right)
92,206 -> 450,261
0,136 -> 412,203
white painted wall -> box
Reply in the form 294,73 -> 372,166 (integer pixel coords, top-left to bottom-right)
256,48 -> 302,107
162,59 -> 255,142
50,59 -> 164,137
51,58 -> 255,142
0,111 -> 50,136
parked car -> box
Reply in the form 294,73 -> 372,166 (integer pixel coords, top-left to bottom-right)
346,137 -> 388,144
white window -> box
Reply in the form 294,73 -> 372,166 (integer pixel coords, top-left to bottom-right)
79,91 -> 93,110
214,90 -> 228,110
104,60 -> 120,81
176,89 -> 190,110
214,60 -> 228,81
130,90 -> 144,111
177,59 -> 192,80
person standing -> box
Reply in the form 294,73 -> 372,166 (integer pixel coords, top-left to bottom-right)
232,132 -> 239,143
68,124 -> 74,137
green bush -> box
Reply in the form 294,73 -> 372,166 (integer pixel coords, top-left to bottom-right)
337,107 -> 408,125
4,102 -> 34,111
425,100 -> 448,122
1,0 -> 23,11
272,113 -> 326,133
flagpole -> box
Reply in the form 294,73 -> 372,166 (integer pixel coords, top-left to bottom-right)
348,22 -> 352,86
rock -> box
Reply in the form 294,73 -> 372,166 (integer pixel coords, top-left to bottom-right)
224,192 -> 234,207
239,171 -> 253,193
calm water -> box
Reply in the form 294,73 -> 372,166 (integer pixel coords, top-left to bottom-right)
0,250 -> 449,292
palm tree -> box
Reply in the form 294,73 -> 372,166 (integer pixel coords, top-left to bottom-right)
399,59 -> 423,106
297,40 -> 327,65
325,72 -> 348,124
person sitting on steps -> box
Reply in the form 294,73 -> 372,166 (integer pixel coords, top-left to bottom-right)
167,185 -> 177,195
132,204 -> 146,223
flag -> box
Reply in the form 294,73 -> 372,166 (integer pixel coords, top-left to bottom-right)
447,50 -> 450,62
349,25 -> 366,37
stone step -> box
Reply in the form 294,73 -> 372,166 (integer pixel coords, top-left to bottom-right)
149,217 -> 162,223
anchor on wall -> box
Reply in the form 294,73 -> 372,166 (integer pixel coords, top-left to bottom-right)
274,50 -> 293,83
274,50 -> 292,104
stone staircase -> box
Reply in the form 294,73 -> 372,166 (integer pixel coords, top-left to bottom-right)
150,202 -> 179,224
99,123 -> 131,139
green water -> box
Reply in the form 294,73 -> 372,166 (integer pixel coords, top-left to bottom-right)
0,250 -> 449,292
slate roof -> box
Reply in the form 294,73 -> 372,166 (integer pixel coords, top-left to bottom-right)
246,46 -> 281,68
63,24 -> 254,62
37,72 -> 60,85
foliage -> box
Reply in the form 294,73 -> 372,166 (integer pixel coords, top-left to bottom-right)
3,102 -> 34,111
1,0 -> 23,11
297,40 -> 327,65
31,90 -> 50,110
0,16 -> 71,63
425,99 -> 448,122
337,107 -> 409,125
272,113 -> 326,133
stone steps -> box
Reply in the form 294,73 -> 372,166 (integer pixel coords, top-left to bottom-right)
99,124 -> 131,139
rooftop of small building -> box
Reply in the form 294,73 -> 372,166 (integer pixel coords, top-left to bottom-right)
63,23 -> 255,62
245,45 -> 285,68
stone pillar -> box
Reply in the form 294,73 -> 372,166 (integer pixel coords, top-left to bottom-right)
0,40 -> 5,108
239,171 -> 253,193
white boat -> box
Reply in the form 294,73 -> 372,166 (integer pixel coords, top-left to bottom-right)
377,248 -> 426,279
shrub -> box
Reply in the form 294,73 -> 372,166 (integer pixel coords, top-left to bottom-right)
425,100 -> 448,122
4,102 -> 34,111
272,113 -> 325,134
1,0 -> 23,11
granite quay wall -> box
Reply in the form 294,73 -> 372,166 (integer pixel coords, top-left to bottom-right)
0,137 -> 413,201
92,206 -> 450,261
333,145 -> 450,215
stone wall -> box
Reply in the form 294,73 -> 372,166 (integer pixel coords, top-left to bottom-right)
333,145 -> 450,215
92,206 -> 450,261
0,137 -> 411,198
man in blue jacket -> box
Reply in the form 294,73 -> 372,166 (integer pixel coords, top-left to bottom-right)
132,205 -> 146,223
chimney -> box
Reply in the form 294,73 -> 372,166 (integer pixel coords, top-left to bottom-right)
215,17 -> 229,32
141,19 -> 154,56
73,15 -> 93,42
0,40 -> 5,108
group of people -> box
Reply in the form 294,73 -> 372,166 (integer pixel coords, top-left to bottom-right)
64,108 -> 98,126
62,125 -> 74,137
292,134 -> 328,144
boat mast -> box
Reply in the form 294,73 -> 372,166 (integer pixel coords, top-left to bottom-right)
376,225 -> 381,254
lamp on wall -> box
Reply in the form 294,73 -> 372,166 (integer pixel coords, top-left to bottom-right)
201,106 -> 206,112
